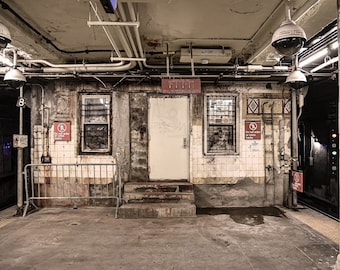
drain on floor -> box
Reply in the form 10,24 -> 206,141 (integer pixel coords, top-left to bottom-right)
229,214 -> 264,226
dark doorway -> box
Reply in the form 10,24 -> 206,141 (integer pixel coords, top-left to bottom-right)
0,87 -> 30,209
298,79 -> 339,219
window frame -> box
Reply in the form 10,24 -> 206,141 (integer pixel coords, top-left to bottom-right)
80,94 -> 111,154
204,93 -> 238,155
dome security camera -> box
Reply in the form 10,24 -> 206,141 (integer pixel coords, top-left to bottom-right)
4,68 -> 26,89
0,22 -> 11,49
272,20 -> 306,56
285,70 -> 307,90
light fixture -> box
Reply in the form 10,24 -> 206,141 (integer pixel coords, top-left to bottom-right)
271,4 -> 306,56
285,56 -> 307,89
0,22 -> 11,49
100,0 -> 117,13
286,70 -> 307,89
4,68 -> 26,89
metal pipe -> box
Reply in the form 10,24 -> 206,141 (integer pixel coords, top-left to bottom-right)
111,57 -> 146,62
16,85 -> 24,214
87,21 -> 140,27
18,59 -> 125,68
127,3 -> 145,60
39,62 -> 137,73
89,1 -> 122,58
113,2 -> 143,69
117,2 -> 140,59
285,0 -> 292,21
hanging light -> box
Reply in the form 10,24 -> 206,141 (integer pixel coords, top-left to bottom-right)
286,70 -> 307,89
4,68 -> 26,89
271,3 -> 306,56
285,55 -> 307,89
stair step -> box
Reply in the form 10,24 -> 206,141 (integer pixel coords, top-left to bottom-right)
124,182 -> 193,193
123,191 -> 195,204
118,202 -> 196,218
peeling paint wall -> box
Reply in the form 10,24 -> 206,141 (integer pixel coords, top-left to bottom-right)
191,84 -> 291,207
29,81 -> 291,208
30,81 -> 129,181
130,93 -> 149,181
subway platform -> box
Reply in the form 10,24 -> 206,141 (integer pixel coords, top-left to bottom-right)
0,205 -> 338,270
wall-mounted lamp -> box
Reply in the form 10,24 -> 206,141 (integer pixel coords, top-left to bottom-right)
4,68 -> 26,89
271,3 -> 306,56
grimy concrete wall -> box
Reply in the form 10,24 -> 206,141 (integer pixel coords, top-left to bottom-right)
29,81 -> 292,208
129,93 -> 149,181
191,84 -> 291,207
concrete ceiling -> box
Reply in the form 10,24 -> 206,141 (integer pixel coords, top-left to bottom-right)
0,0 -> 337,79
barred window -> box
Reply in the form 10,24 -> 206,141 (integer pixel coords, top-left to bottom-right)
204,95 -> 237,154
81,95 -> 111,153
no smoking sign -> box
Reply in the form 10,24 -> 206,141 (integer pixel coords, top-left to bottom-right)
245,121 -> 261,140
54,122 -> 71,141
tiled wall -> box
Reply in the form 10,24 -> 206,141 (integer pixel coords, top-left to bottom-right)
32,83 -> 290,207
31,82 -> 117,166
190,85 -> 291,186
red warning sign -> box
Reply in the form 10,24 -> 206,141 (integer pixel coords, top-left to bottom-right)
292,170 -> 303,192
245,121 -> 261,140
54,122 -> 71,141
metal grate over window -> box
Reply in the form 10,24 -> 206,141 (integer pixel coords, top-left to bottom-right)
205,95 -> 237,154
81,95 -> 111,153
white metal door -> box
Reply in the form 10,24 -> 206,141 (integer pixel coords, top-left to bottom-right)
149,96 -> 189,180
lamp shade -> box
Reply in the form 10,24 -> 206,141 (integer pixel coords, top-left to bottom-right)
285,70 -> 307,89
272,20 -> 306,56
4,68 -> 26,89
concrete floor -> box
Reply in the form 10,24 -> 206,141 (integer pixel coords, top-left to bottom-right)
0,206 -> 338,270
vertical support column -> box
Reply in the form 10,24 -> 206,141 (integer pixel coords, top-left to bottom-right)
291,88 -> 298,208
336,1 -> 340,268
16,85 -> 24,214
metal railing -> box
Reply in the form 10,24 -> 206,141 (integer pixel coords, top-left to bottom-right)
23,163 -> 121,218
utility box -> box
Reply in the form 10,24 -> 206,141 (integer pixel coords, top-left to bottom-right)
13,134 -> 28,148
180,48 -> 232,64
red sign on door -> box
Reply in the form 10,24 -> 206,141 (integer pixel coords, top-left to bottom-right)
54,122 -> 71,141
245,121 -> 261,140
292,170 -> 303,192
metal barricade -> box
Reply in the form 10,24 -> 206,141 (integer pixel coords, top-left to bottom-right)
23,163 -> 121,218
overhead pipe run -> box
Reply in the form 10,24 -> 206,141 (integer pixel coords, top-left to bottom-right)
88,1 -> 122,58
87,21 -> 140,27
88,1 -> 145,69
117,1 -> 141,64
17,59 -> 137,73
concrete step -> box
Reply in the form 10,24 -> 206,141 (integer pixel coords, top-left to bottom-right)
123,191 -> 195,204
124,182 -> 193,193
118,202 -> 196,218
